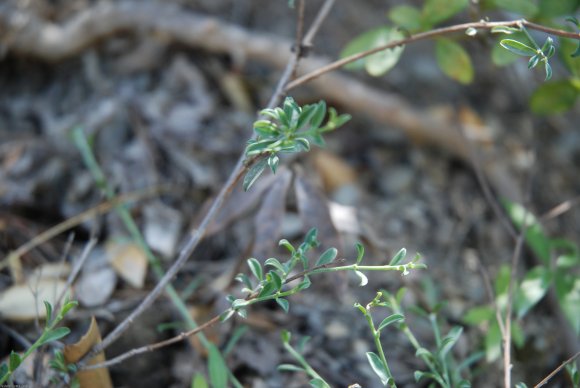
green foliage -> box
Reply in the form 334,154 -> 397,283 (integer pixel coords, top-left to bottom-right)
340,27 -> 406,76
0,298 -> 78,384
224,229 -> 425,323
465,200 -> 580,363
244,97 -> 350,191
435,38 -> 474,84
355,288 -> 475,387
530,79 -> 580,115
495,28 -> 556,81
279,330 -> 331,388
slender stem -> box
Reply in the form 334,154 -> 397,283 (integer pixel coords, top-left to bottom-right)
283,340 -> 330,386
285,19 -> 580,92
534,351 -> 580,388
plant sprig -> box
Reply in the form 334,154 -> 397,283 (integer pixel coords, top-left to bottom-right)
243,97 -> 351,191
222,229 -> 425,322
493,24 -> 557,80
0,298 -> 78,384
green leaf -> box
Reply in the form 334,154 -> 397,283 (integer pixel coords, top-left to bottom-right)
414,371 -> 446,386
265,257 -> 286,274
304,228 -> 319,247
389,248 -> 406,266
494,0 -> 539,17
243,157 -> 269,191
511,321 -> 526,348
388,5 -> 422,31
281,329 -> 291,343
315,248 -> 338,266
503,200 -> 552,263
435,38 -> 474,84
438,326 -> 463,358
355,242 -> 365,264
378,313 -> 405,332
415,347 -> 435,361
514,266 -> 552,318
560,38 -> 580,76
527,54 -> 541,69
422,0 -> 468,26
253,120 -> 279,137
544,61 -> 552,81
247,258 -> 263,281
59,300 -> 78,317
495,264 -> 511,296
269,270 -> 283,290
278,239 -> 295,253
534,72 -> 578,107
283,97 -> 300,125
276,298 -> 290,313
235,273 -> 254,290
38,327 -> 70,346
245,138 -> 278,155
485,321 -> 502,362
340,27 -> 405,76
208,344 -> 228,388
515,383 -> 529,388
309,101 -> 327,129
294,137 -> 311,152
44,301 -> 54,324
297,276 -> 312,291
365,29 -> 406,77
366,352 -> 391,386
258,281 -> 277,298
192,373 -> 209,388
463,306 -> 494,325
9,351 -> 21,372
355,270 -> 368,286
500,39 -> 537,57
555,273 -> 580,334
267,154 -> 279,174
492,35 -> 523,66
296,104 -> 317,130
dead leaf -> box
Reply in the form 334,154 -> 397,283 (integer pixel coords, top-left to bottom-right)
107,242 -> 148,288
252,168 -> 292,259
0,279 -> 67,321
64,316 -> 113,388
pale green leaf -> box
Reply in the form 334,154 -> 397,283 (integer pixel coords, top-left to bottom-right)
436,38 -> 474,84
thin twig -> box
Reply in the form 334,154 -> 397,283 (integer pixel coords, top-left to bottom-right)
540,195 -> 580,221
79,0 -> 337,368
285,19 -> 580,91
534,351 -> 580,388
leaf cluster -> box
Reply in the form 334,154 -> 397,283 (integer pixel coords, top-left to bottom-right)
243,97 -> 351,191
